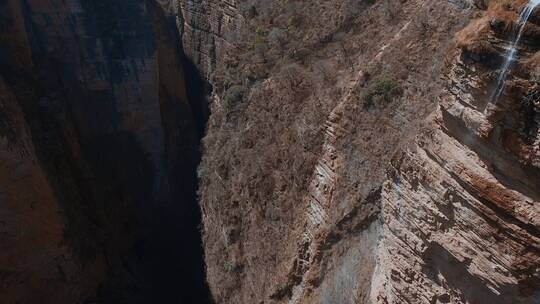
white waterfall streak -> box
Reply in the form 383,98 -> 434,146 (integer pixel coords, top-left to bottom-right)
491,0 -> 540,102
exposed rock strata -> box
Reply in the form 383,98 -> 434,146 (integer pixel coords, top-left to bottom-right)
1,0 -> 539,303
177,0 -> 540,303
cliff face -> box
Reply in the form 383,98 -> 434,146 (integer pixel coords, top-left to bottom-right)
377,3 -> 540,302
175,0 -> 540,303
0,0 -> 209,303
1,0 -> 539,303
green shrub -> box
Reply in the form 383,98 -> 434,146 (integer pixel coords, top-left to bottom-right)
223,85 -> 246,109
248,26 -> 267,50
364,77 -> 402,107
255,27 -> 266,42
223,260 -> 234,272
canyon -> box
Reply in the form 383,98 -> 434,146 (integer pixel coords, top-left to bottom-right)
0,0 -> 539,303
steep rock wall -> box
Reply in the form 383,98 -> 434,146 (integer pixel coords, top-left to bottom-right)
177,0 -> 539,303
2,0 -> 538,303
0,0 -> 209,303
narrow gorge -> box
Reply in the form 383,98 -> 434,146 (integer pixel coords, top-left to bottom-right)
1,0 -> 539,304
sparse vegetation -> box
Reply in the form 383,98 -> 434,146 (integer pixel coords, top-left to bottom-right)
223,260 -> 234,272
364,77 -> 402,107
201,0 -> 459,301
267,27 -> 286,48
280,63 -> 308,90
496,0 -> 512,10
248,26 -> 267,50
239,2 -> 257,19
223,85 -> 246,109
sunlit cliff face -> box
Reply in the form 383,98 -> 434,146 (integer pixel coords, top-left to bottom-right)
175,0 -> 540,303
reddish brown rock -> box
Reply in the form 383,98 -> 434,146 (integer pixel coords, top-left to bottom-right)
176,0 -> 540,303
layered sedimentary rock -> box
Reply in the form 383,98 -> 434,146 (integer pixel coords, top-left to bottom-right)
1,0 -> 539,303
176,0 -> 540,303
0,0 -> 208,303
374,2 -> 540,302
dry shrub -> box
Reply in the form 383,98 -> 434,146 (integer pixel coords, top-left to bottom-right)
223,85 -> 247,109
364,76 -> 402,108
278,63 -> 312,96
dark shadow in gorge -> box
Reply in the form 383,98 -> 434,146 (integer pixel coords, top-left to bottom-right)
90,2 -> 213,302
130,3 -> 213,303
0,0 -> 211,303
183,57 -> 212,139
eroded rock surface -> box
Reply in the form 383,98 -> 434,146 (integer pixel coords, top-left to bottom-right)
1,0 -> 539,303
175,0 -> 540,303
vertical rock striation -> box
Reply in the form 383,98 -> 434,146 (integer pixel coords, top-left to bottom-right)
1,0 -> 539,303
176,0 -> 540,303
0,0 -> 209,303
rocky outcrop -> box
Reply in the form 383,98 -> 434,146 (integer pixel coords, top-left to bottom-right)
176,0 -> 540,303
0,0 -> 209,303
372,3 -> 540,301
1,0 -> 539,303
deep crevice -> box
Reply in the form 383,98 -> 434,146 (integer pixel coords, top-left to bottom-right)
183,57 -> 212,139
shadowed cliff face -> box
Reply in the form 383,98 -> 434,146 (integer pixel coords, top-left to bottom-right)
0,0 -> 210,303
